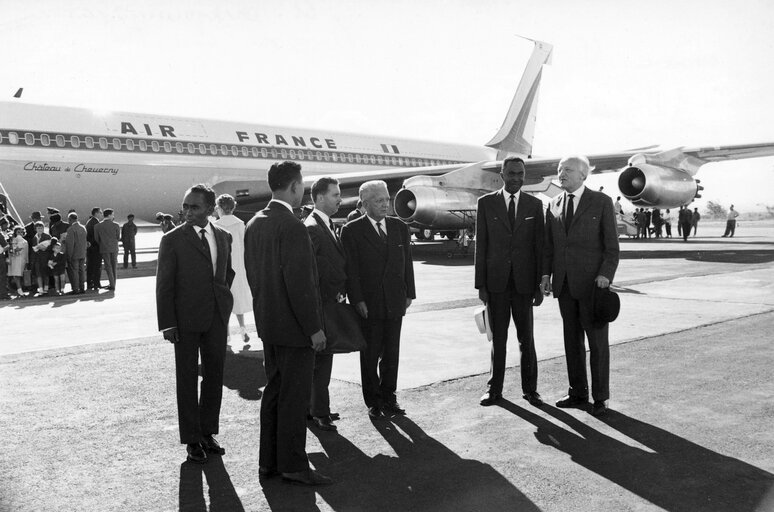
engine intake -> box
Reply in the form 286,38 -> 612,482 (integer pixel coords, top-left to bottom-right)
394,186 -> 479,229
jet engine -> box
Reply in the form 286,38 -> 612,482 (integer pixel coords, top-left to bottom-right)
394,186 -> 480,229
618,164 -> 703,207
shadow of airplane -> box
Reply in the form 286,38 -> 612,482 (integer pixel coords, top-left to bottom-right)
497,399 -> 774,512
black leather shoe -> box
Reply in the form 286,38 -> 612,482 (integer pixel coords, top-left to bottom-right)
186,443 -> 208,464
591,401 -> 608,417
201,435 -> 225,455
329,412 -> 340,421
259,466 -> 278,479
523,392 -> 544,406
312,416 -> 337,431
556,395 -> 589,408
368,406 -> 385,419
282,469 -> 333,486
383,401 -> 406,416
479,392 -> 502,406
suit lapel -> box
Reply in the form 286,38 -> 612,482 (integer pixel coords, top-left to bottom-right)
361,217 -> 387,258
313,213 -> 344,256
570,192 -> 593,231
512,193 -> 525,233
184,224 -> 211,262
494,191 -> 512,232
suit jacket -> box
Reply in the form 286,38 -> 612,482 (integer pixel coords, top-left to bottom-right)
340,215 -> 416,319
543,189 -> 619,300
474,190 -> 544,295
94,219 -> 121,254
304,212 -> 347,303
244,201 -> 323,347
156,223 -> 235,333
64,222 -> 87,260
86,216 -> 100,250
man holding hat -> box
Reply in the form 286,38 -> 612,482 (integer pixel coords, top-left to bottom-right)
540,155 -> 619,416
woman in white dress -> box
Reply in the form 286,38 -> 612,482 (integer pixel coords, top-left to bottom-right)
8,227 -> 29,297
214,194 -> 252,344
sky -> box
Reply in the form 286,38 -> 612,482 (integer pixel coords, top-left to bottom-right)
1,0 -> 773,213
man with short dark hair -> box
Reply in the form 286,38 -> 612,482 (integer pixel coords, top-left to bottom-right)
121,214 -> 138,269
157,183 -> 235,464
94,209 -> 121,291
341,179 -> 416,420
86,207 -> 103,290
304,176 -> 345,431
541,156 -> 619,417
244,161 -> 331,486
64,212 -> 87,294
475,156 -> 545,407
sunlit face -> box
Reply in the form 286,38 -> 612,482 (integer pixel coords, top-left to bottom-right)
363,186 -> 390,221
35,225 -> 44,234
182,191 -> 214,228
500,160 -> 525,195
316,183 -> 342,217
557,160 -> 587,193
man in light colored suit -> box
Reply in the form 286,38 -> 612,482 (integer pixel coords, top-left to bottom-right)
304,176 -> 346,432
541,156 -> 620,417
94,208 -> 121,291
156,184 -> 235,464
244,161 -> 331,486
64,212 -> 87,294
475,156 -> 545,407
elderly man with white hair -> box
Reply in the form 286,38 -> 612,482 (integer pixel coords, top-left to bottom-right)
540,156 -> 620,416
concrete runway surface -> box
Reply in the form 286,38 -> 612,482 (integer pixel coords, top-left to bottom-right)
1,219 -> 772,511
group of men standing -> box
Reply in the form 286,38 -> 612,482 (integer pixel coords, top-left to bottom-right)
156,162 -> 415,486
475,155 -> 620,417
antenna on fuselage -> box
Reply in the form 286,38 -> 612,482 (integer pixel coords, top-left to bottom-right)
13,88 -> 23,98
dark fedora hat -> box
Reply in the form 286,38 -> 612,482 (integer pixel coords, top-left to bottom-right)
592,286 -> 620,326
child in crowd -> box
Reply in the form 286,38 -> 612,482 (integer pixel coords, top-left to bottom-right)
47,240 -> 67,295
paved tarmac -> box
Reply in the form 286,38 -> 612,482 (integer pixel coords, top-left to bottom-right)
1,219 -> 773,511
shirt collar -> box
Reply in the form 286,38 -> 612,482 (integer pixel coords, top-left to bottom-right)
270,199 -> 294,213
565,184 -> 585,202
366,215 -> 387,230
312,208 -> 331,226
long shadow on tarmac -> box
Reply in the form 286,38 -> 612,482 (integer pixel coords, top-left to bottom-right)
210,348 -> 267,401
258,416 -> 540,512
179,456 -> 245,511
498,400 -> 774,512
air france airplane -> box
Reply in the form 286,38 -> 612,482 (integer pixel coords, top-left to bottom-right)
2,39 -> 773,234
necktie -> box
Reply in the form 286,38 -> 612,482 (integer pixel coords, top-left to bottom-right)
508,194 -> 516,229
199,228 -> 212,266
376,221 -> 387,242
564,194 -> 575,234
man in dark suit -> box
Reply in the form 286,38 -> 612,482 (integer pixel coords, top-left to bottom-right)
94,208 -> 121,291
304,177 -> 346,432
64,212 -> 87,294
340,180 -> 416,419
244,161 -> 332,486
541,156 -> 620,417
121,214 -> 138,269
85,207 -> 102,290
156,184 -> 235,464
474,156 -> 545,407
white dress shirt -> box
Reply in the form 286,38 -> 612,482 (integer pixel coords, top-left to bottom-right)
502,188 -> 520,219
366,215 -> 388,237
564,185 -> 586,217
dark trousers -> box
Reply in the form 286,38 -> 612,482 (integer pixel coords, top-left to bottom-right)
310,353 -> 333,417
66,257 -> 85,292
0,258 -> 8,297
681,222 -> 692,242
123,241 -> 136,268
665,222 -> 672,237
487,283 -> 538,395
557,284 -> 610,402
260,343 -> 315,473
86,247 -> 102,288
723,220 -> 736,237
174,313 -> 228,444
360,317 -> 403,408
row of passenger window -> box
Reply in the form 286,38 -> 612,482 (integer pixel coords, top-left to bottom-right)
0,130 -> 455,168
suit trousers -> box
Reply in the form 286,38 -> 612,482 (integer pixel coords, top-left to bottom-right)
123,241 -> 136,268
260,343 -> 315,473
174,312 -> 228,444
360,317 -> 403,408
723,220 -> 736,237
0,257 -> 8,297
487,283 -> 538,395
66,257 -> 86,292
310,353 -> 333,417
101,252 -> 118,288
86,246 -> 102,288
680,222 -> 693,242
557,284 -> 610,402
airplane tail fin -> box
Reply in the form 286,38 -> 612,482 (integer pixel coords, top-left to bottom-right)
485,38 -> 553,159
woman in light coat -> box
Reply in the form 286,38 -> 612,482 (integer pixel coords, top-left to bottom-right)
8,227 -> 28,296
214,194 -> 253,344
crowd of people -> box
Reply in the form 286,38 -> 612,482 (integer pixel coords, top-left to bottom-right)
0,206 -> 140,300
